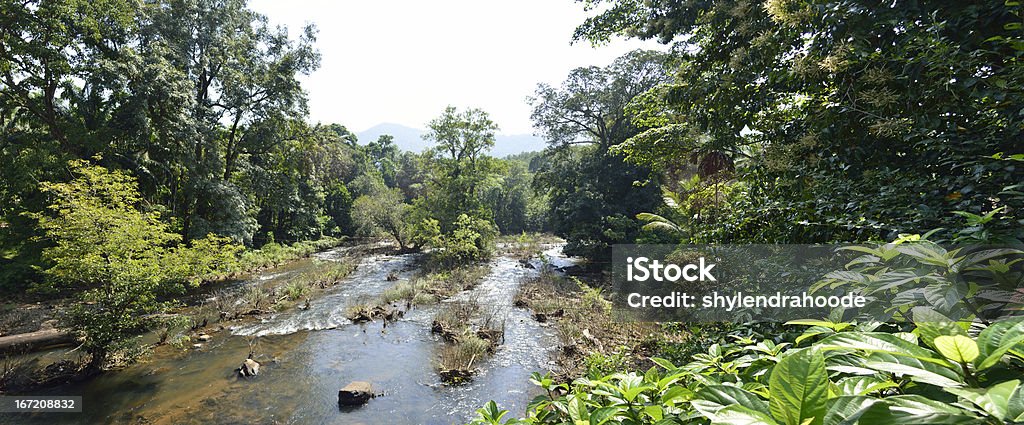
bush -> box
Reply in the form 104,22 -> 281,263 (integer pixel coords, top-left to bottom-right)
431,214 -> 498,267
471,313 -> 1024,425
33,160 -> 240,369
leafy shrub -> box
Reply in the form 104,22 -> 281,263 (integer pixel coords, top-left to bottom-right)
582,348 -> 629,379
470,312 -> 1024,425
431,214 -> 498,267
238,236 -> 343,270
32,160 -> 240,369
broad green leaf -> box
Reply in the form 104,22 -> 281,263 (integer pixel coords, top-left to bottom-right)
834,376 -> 898,396
643,405 -> 664,421
822,396 -> 879,425
946,380 -> 1019,420
912,307 -> 966,349
818,332 -> 948,364
933,335 -> 979,363
975,317 -> 1024,370
714,405 -> 781,425
896,243 -> 952,267
567,394 -> 587,423
692,385 -> 769,418
589,406 -> 624,425
953,248 -> 1024,272
858,395 -> 981,424
651,357 -> 678,371
661,385 -> 693,405
768,349 -> 827,425
795,326 -> 834,345
622,385 -> 654,402
1007,383 -> 1024,422
863,352 -> 964,388
785,319 -> 851,332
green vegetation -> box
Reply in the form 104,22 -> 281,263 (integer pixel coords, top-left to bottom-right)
468,0 -> 1024,423
433,301 -> 506,384
0,0 -> 548,376
345,264 -> 491,324
530,50 -> 671,260
473,236 -> 1024,424
472,312 -> 1024,425
3,0 -> 1024,419
33,160 -> 240,369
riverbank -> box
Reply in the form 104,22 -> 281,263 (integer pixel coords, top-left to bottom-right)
0,236 -> 354,336
512,260 -> 685,381
0,236 -> 367,393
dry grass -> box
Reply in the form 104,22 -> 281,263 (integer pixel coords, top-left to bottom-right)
432,301 -> 480,339
437,333 -> 491,384
432,300 -> 506,384
381,281 -> 416,304
353,264 -> 490,325
412,292 -> 438,305
497,233 -> 562,259
0,355 -> 31,392
514,270 -> 672,380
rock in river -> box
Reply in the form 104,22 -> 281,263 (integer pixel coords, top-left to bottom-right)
338,381 -> 374,406
239,358 -> 260,377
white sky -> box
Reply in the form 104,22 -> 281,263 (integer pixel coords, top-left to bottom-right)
247,0 -> 664,135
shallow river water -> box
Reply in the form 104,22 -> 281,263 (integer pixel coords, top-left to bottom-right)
3,245 -> 574,425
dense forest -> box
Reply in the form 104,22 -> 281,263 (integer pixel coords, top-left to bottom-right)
0,0 -> 554,370
2,0 -> 1024,424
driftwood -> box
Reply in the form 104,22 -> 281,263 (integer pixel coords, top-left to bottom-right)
0,329 -> 76,354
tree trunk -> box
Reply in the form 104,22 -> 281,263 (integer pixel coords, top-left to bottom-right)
0,329 -> 76,354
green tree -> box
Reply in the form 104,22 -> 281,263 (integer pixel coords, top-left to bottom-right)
351,187 -> 420,253
530,51 -> 670,259
366,134 -> 400,186
422,106 -> 500,229
579,0 -> 1024,243
481,160 -> 534,234
34,159 -> 238,369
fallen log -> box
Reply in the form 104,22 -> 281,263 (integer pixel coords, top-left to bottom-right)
0,329 -> 76,354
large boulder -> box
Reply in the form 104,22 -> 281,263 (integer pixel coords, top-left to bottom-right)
338,381 -> 374,406
239,358 -> 260,377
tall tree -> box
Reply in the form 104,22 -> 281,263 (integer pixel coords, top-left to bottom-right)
530,50 -> 671,259
366,134 -> 400,186
146,0 -> 320,243
422,106 -> 499,229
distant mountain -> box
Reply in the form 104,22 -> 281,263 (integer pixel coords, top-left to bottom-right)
493,134 -> 548,157
356,123 -> 431,152
356,123 -> 546,157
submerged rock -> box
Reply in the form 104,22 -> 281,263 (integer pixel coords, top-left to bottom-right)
439,369 -> 474,385
239,358 -> 260,377
338,381 -> 374,406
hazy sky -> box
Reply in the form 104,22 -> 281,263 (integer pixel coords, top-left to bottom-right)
247,0 -> 663,135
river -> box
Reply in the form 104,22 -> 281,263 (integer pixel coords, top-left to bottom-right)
2,245 -> 575,424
